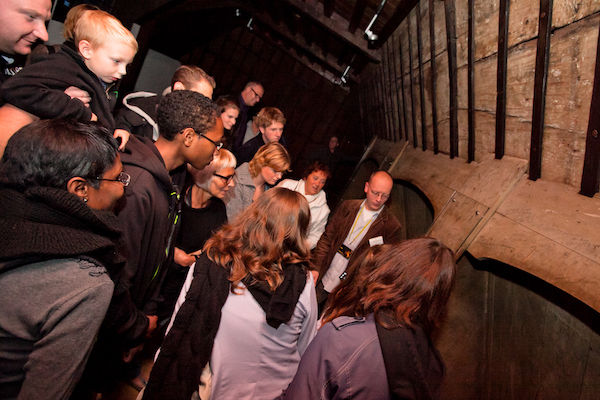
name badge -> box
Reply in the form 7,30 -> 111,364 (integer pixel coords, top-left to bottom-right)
369,236 -> 384,246
337,244 -> 352,259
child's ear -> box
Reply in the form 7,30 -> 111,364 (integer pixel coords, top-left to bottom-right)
78,40 -> 94,60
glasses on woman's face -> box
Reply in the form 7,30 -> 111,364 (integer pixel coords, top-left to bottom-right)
95,171 -> 131,186
213,172 -> 235,184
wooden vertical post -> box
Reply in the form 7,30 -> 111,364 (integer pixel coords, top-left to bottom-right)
445,0 -> 459,158
416,2 -> 427,150
529,0 -> 553,180
429,0 -> 439,154
467,0 -> 476,162
407,13 -> 417,147
495,0 -> 510,159
398,31 -> 409,141
391,32 -> 405,141
580,23 -> 600,197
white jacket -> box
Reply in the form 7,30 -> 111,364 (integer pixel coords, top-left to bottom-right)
278,179 -> 330,249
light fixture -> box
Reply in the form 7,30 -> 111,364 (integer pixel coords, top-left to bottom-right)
364,0 -> 387,42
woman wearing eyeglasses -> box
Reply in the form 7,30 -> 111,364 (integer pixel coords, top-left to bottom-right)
0,119 -> 127,399
157,149 -> 237,324
226,142 -> 290,220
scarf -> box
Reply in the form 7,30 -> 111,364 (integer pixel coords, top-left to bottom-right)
144,255 -> 308,400
0,186 -> 125,276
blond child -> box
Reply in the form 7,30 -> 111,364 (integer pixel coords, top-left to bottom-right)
0,9 -> 137,149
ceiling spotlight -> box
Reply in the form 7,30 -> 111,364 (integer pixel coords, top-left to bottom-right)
235,8 -> 241,17
364,0 -> 387,43
246,17 -> 254,31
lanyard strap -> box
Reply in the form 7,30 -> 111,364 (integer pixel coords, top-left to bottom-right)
347,204 -> 376,245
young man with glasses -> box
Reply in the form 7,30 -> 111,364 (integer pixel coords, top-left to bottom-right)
311,170 -> 403,314
113,90 -> 222,370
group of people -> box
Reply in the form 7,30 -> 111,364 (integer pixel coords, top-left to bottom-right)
0,1 -> 458,400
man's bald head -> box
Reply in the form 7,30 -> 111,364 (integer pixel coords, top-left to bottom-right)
364,170 -> 393,211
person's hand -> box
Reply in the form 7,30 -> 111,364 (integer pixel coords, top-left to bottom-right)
122,343 -> 143,363
64,86 -> 91,107
146,315 -> 158,338
174,247 -> 196,267
113,129 -> 130,151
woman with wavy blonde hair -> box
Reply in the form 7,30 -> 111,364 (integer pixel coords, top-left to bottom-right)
144,187 -> 318,400
283,238 -> 456,400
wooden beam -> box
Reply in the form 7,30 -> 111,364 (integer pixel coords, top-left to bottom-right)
445,0 -> 459,158
323,0 -> 335,18
374,0 -> 419,48
252,30 -> 348,91
580,22 -> 600,197
416,2 -> 427,150
390,32 -> 404,141
349,0 -> 367,34
429,0 -> 439,154
528,0 -> 553,180
250,10 -> 358,82
386,39 -> 400,141
381,45 -> 393,139
407,14 -> 417,147
495,0 -> 510,159
398,30 -> 409,141
467,0 -> 475,162
281,0 -> 381,63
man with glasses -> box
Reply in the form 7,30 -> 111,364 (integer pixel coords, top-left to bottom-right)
231,81 -> 264,150
311,170 -> 402,314
114,90 -> 222,369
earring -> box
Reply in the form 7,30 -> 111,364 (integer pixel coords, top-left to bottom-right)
84,197 -> 88,203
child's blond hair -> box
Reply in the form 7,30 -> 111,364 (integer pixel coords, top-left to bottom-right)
74,9 -> 138,52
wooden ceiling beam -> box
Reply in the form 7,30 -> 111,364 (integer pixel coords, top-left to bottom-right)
323,0 -> 335,18
281,0 -> 381,63
253,30 -> 350,91
250,10 -> 357,82
348,0 -> 367,34
373,0 -> 419,48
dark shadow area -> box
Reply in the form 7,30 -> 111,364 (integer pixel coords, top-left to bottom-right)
467,252 -> 600,335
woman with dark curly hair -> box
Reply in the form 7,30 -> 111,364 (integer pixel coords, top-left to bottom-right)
0,119 -> 127,399
144,187 -> 318,400
282,238 -> 456,400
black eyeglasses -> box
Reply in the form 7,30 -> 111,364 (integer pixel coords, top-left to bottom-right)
201,134 -> 223,151
213,172 -> 235,183
95,171 -> 130,186
250,87 -> 262,100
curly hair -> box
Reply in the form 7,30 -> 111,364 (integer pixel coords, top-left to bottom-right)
204,187 -> 311,291
248,142 -> 290,178
322,238 -> 456,333
254,107 -> 286,128
157,90 -> 217,141
0,119 -> 118,190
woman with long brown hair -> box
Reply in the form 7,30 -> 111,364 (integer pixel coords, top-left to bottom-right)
282,238 -> 456,400
144,187 -> 318,400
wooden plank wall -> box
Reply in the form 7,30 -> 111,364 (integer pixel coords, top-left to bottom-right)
359,0 -> 600,193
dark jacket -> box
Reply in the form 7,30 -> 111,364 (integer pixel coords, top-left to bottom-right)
234,134 -> 288,166
115,92 -> 161,141
0,42 -> 116,129
312,199 -> 402,277
117,135 -> 180,316
281,314 -> 444,400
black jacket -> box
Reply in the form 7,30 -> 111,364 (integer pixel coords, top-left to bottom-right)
1,43 -> 116,129
117,135 -> 180,316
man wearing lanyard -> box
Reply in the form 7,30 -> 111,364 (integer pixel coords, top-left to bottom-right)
312,170 -> 402,313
